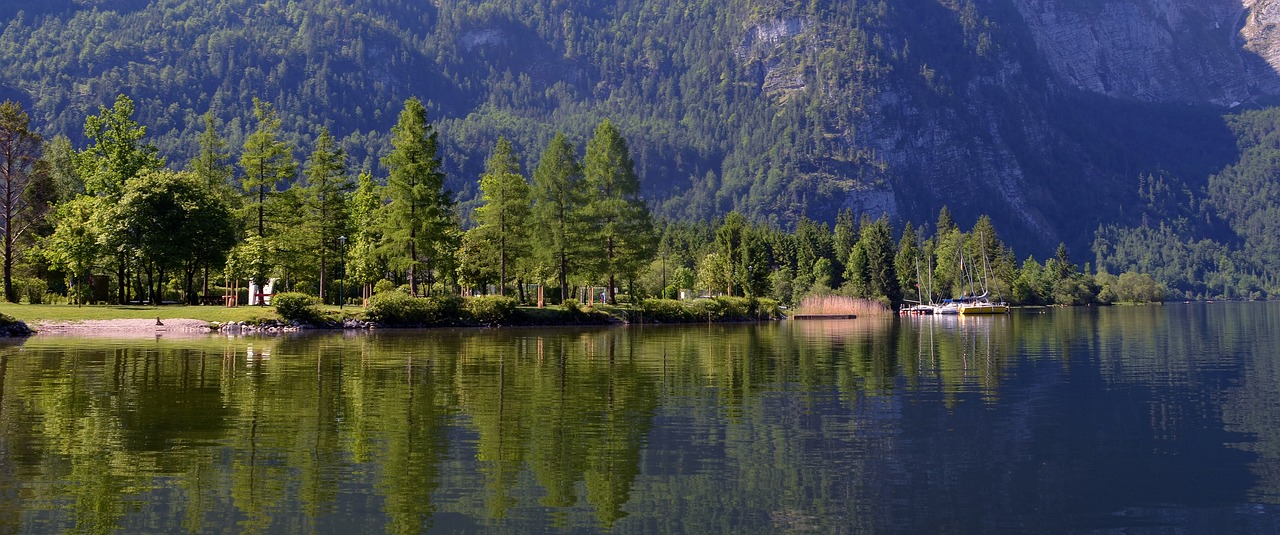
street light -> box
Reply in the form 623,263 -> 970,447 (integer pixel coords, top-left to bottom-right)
337,235 -> 347,310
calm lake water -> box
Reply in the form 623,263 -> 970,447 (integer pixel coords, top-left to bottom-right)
3,302 -> 1280,533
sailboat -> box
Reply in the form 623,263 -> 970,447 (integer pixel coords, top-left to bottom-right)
957,229 -> 1008,315
900,236 -> 940,316
957,292 -> 1008,315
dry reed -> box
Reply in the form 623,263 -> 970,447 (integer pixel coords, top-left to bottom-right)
793,295 -> 892,317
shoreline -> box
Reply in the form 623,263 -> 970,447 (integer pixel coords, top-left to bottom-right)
30,318 -> 218,336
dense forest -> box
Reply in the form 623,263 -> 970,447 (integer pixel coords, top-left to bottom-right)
0,0 -> 1276,300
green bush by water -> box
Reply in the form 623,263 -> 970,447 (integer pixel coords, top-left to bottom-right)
465,296 -> 519,325
273,292 -> 321,323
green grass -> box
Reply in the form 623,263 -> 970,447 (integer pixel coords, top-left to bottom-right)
0,303 -> 284,324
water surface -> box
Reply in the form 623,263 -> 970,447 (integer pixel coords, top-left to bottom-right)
2,302 -> 1279,533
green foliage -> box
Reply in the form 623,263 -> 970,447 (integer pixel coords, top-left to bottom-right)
115,169 -> 237,304
272,292 -> 320,323
1097,271 -> 1167,303
561,299 -> 583,313
582,119 -> 655,303
672,296 -> 780,322
470,137 -> 531,295
78,94 -> 163,200
346,171 -> 385,289
465,295 -> 519,326
364,292 -> 467,326
16,278 -> 46,304
530,132 -> 587,303
0,100 -> 45,303
638,299 -> 694,322
381,98 -> 451,295
373,278 -> 396,295
302,127 -> 353,302
240,98 -> 295,238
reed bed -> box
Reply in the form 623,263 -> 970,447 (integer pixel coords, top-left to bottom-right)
793,295 -> 892,317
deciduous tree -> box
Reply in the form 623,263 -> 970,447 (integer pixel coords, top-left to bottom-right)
78,94 -> 164,303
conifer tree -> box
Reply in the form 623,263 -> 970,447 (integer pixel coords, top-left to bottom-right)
304,128 -> 352,301
531,132 -> 586,304
0,101 -> 42,302
346,170 -> 383,303
894,221 -> 922,302
860,215 -> 900,306
472,137 -> 530,296
190,112 -> 238,208
236,97 -> 293,294
382,98 -> 449,296
582,119 -> 654,304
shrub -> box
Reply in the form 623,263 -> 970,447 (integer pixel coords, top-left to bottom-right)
273,292 -> 320,323
562,299 -> 582,313
365,292 -> 466,326
365,292 -> 429,325
466,295 -> 519,325
688,298 -> 724,321
755,298 -> 783,320
17,278 -> 46,304
373,279 -> 396,295
424,295 -> 465,323
638,298 -> 694,322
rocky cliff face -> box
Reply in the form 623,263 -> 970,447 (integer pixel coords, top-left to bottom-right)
1012,0 -> 1280,105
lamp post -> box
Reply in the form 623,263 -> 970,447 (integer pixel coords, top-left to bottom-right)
337,235 -> 347,310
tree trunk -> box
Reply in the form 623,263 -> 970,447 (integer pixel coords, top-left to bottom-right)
146,263 -> 155,306
186,264 -> 198,305
499,234 -> 506,297
408,239 -> 417,297
319,249 -> 327,303
558,250 -> 568,305
3,230 -> 13,303
117,255 -> 128,305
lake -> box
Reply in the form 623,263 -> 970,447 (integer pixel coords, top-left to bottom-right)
2,302 -> 1279,533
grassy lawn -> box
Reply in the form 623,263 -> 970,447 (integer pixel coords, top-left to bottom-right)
0,303 -> 287,324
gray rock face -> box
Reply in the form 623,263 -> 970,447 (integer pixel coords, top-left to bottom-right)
1011,0 -> 1280,105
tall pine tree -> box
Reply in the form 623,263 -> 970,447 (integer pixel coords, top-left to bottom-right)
471,137 -> 530,297
381,98 -> 450,296
582,119 -> 654,304
531,132 -> 586,304
239,98 -> 295,240
0,101 -> 42,302
304,128 -> 352,302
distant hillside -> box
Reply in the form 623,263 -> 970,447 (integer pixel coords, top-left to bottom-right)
1,0 -> 1277,261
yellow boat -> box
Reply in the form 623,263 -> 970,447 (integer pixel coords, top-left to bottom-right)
958,302 -> 1008,314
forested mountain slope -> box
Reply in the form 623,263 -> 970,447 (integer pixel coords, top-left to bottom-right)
0,0 -> 1277,258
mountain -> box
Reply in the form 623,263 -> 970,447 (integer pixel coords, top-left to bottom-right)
0,0 -> 1276,258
